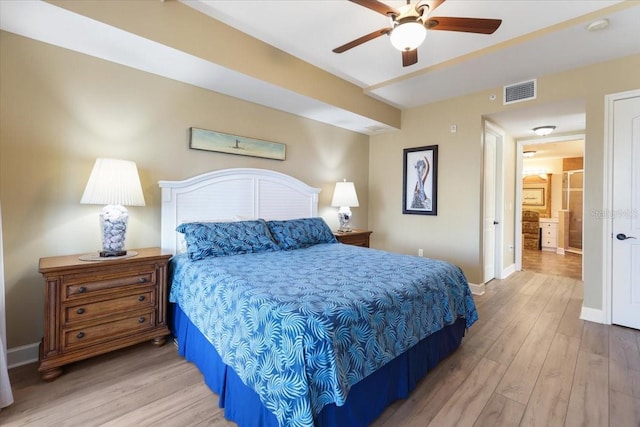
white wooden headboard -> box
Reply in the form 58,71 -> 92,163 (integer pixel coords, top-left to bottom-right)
158,168 -> 321,254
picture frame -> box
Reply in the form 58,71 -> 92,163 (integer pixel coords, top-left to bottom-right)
403,145 -> 438,215
189,127 -> 286,161
522,188 -> 545,206
522,173 -> 552,217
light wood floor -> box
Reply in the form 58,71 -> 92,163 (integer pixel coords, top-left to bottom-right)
2,272 -> 639,426
522,248 -> 582,281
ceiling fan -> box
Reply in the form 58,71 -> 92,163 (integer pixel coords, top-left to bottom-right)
333,0 -> 502,67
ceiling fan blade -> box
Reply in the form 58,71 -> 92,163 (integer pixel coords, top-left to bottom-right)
425,17 -> 502,34
416,0 -> 446,14
430,0 -> 446,12
402,49 -> 418,67
333,28 -> 391,53
349,0 -> 399,17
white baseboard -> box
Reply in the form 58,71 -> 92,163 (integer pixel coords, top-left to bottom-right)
499,264 -> 516,279
7,342 -> 39,369
580,306 -> 606,324
556,248 -> 565,255
468,282 -> 485,296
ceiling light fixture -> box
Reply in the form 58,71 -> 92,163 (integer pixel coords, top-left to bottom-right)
586,18 -> 609,32
389,21 -> 427,51
523,151 -> 536,158
532,125 -> 556,136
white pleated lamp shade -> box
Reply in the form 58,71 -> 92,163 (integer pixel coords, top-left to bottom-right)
81,158 -> 145,206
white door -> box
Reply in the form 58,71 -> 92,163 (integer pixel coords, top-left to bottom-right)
612,94 -> 640,329
483,131 -> 497,282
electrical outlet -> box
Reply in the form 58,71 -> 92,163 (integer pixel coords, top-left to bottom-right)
418,248 -> 424,257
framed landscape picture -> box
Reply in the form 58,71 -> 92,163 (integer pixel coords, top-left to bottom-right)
189,127 -> 286,161
403,145 -> 438,215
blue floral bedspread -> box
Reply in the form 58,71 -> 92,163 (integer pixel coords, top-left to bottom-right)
169,243 -> 478,427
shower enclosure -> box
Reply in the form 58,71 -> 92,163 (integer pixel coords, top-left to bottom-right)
562,170 -> 583,251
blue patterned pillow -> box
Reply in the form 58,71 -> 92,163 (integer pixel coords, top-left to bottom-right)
176,220 -> 280,260
266,217 -> 337,250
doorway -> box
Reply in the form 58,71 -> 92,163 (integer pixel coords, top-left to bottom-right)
486,98 -> 588,282
516,135 -> 585,281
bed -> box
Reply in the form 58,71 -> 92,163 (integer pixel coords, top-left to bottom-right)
159,168 -> 477,427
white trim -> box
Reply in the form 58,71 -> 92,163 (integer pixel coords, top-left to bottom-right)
500,263 -> 516,279
482,121 -> 505,282
556,247 -> 565,255
7,342 -> 39,369
468,283 -> 485,296
515,133 -> 586,272
602,88 -> 640,326
580,306 -> 605,324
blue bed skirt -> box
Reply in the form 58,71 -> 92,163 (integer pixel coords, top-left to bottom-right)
170,303 -> 466,427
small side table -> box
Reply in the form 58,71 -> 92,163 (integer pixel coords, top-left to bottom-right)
38,247 -> 172,381
333,229 -> 372,248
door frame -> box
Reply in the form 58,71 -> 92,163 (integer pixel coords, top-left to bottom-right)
515,133 -> 585,272
482,121 -> 504,282
602,88 -> 640,325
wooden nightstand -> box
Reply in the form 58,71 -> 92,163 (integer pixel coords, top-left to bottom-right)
333,229 -> 372,248
38,247 -> 172,381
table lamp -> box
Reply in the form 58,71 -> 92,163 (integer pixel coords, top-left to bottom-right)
81,158 -> 146,257
331,180 -> 359,232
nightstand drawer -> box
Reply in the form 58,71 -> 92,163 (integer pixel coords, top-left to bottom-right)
64,287 -> 156,324
333,230 -> 372,248
62,270 -> 155,301
63,310 -> 155,350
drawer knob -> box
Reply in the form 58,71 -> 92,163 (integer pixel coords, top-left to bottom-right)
138,278 -> 147,283
78,286 -> 86,294
77,332 -> 85,339
76,308 -> 85,315
138,317 -> 146,323
138,295 -> 145,302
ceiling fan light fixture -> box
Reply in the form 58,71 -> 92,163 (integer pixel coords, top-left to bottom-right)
389,21 -> 426,51
532,125 -> 556,136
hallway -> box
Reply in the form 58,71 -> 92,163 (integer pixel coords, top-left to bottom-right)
522,248 -> 582,281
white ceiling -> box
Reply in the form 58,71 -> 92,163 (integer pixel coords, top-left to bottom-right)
1,0 -> 639,136
187,1 -> 637,106
523,139 -> 585,161
487,98 -> 587,140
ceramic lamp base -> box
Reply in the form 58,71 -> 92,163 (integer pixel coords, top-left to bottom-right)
337,207 -> 353,232
100,204 -> 129,254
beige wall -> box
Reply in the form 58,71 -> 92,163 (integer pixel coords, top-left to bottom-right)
1,28 -> 639,352
48,0 -> 401,130
370,102 -> 485,279
0,31 -> 370,348
369,54 -> 640,310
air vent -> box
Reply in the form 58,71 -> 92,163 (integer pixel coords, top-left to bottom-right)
503,79 -> 537,105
